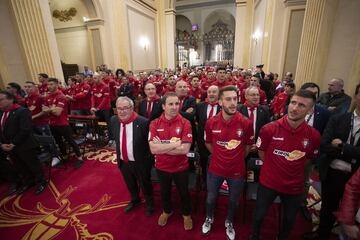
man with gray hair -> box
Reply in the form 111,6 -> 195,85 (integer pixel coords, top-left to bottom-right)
317,78 -> 351,114
110,96 -> 154,216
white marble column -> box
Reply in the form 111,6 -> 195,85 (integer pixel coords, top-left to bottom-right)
165,8 -> 176,70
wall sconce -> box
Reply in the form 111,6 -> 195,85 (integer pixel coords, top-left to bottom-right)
252,30 -> 262,45
139,37 -> 150,51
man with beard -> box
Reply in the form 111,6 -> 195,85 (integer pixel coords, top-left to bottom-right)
202,86 -> 253,240
249,90 -> 321,240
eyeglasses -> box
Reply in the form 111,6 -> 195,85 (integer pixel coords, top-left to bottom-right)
117,106 -> 132,112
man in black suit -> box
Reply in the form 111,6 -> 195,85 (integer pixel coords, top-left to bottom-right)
237,86 -> 271,143
304,83 -> 360,240
117,76 -> 134,101
300,83 -> 331,221
176,80 -> 197,148
196,85 -> 220,183
138,83 -> 163,121
110,96 -> 154,216
0,91 -> 46,195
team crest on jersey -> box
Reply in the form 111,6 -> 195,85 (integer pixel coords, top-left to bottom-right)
302,139 -> 309,148
236,129 -> 243,138
175,127 -> 181,135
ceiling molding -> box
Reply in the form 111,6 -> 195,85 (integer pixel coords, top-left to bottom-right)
283,0 -> 307,7
176,0 -> 235,11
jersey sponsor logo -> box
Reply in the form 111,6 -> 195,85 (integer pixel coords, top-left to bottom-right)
212,130 -> 221,133
216,139 -> 241,150
273,149 -> 306,161
159,137 -> 181,144
256,137 -> 262,148
187,133 -> 192,138
272,137 -> 284,141
156,129 -> 164,131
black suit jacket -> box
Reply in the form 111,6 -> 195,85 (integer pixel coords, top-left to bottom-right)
110,115 -> 150,168
312,104 -> 331,135
180,96 -> 196,122
319,112 -> 360,180
0,106 -> 38,152
237,104 -> 271,141
196,102 -> 221,144
138,98 -> 163,121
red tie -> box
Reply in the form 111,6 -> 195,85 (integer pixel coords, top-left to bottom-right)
146,102 -> 152,118
1,112 -> 8,131
208,105 -> 215,119
249,107 -> 255,125
121,123 -> 129,163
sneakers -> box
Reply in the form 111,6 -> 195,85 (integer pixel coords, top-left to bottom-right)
51,157 -> 61,167
158,212 -> 173,226
201,217 -> 213,235
107,140 -> 116,148
183,215 -> 193,231
225,220 -> 235,240
86,133 -> 93,139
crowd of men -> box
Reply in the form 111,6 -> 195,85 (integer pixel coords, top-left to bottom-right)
0,63 -> 359,240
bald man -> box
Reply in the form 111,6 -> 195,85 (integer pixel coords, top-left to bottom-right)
317,78 -> 351,114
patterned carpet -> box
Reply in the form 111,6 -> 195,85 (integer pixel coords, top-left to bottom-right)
0,147 -> 324,240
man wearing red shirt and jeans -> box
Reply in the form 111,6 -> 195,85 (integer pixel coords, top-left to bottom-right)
249,90 -> 321,240
42,78 -> 84,169
202,86 -> 253,240
149,92 -> 193,231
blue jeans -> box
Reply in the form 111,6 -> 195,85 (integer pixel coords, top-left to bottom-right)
206,172 -> 244,223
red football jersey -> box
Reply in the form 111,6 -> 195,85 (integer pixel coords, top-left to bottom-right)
91,81 -> 111,110
43,90 -> 68,126
205,111 -> 254,178
256,116 -> 320,194
25,92 -> 48,126
149,114 -> 193,173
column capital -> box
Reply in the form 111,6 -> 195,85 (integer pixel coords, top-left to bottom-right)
236,0 -> 247,7
165,8 -> 176,15
84,18 -> 104,27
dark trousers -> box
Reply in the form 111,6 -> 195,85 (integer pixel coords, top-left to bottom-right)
95,109 -> 113,140
251,184 -> 303,240
198,140 -> 210,183
0,152 -> 19,183
120,161 -> 153,205
156,169 -> 191,216
318,168 -> 352,239
50,125 -> 81,157
206,172 -> 244,223
10,148 -> 45,185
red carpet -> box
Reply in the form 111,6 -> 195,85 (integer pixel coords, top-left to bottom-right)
0,147 -> 321,240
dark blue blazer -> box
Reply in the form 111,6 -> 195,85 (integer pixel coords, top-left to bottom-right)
312,104 -> 331,135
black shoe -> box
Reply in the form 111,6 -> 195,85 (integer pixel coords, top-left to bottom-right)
6,183 -> 19,196
248,235 -> 260,240
302,231 -> 319,240
124,201 -> 141,213
146,205 -> 154,216
35,182 -> 47,195
16,184 -> 34,195
300,205 -> 312,222
73,159 -> 84,169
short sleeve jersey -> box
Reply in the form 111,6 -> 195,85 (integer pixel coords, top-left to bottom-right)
256,116 -> 321,194
205,111 -> 254,178
149,114 -> 192,173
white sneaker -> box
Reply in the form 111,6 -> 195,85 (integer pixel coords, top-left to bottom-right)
51,157 -> 60,167
86,133 -> 93,139
107,140 -> 115,148
201,217 -> 213,235
225,220 -> 235,240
